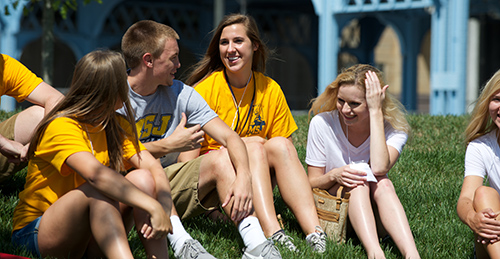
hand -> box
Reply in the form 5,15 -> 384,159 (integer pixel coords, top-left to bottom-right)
167,113 -> 205,152
140,204 -> 173,240
328,165 -> 367,188
470,208 -> 500,244
0,138 -> 28,164
222,173 -> 253,222
365,70 -> 388,112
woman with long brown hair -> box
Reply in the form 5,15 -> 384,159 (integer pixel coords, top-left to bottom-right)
11,50 -> 172,258
183,13 -> 327,253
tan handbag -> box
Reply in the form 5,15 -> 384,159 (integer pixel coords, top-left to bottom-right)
312,187 -> 350,243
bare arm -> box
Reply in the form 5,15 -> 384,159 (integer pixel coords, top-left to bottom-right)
143,113 -> 205,158
365,71 -> 397,176
457,175 -> 500,242
177,148 -> 200,163
66,151 -> 171,239
202,117 -> 253,222
0,82 -> 63,163
128,150 -> 173,218
308,164 -> 366,190
25,82 -> 64,115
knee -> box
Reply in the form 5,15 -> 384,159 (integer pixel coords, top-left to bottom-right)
245,142 -> 267,161
372,177 -> 396,199
202,150 -> 235,179
126,169 -> 155,196
265,137 -> 297,158
473,186 -> 499,208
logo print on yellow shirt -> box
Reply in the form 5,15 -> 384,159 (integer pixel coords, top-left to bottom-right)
248,105 -> 265,135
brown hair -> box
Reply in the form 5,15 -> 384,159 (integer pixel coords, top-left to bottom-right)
29,50 -> 140,171
121,20 -> 180,69
186,13 -> 268,86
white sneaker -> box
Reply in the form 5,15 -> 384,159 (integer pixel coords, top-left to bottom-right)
175,239 -> 217,259
242,240 -> 282,259
306,226 -> 327,253
268,230 -> 298,252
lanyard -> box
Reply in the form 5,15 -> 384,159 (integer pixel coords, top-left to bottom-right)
224,69 -> 256,135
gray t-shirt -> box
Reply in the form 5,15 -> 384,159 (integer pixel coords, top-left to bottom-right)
117,80 -> 218,167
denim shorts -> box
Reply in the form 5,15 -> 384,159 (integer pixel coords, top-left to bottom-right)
11,216 -> 42,258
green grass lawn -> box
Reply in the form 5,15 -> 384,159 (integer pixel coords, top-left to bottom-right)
0,113 -> 474,258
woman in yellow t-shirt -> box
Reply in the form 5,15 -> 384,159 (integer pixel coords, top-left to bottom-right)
183,13 -> 326,253
11,50 -> 172,258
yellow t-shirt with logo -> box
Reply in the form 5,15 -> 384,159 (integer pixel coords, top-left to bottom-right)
12,115 -> 145,232
0,54 -> 43,103
195,70 -> 297,154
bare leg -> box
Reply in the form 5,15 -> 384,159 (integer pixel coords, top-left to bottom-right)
474,186 -> 500,258
244,141 -> 281,237
121,169 -> 169,259
344,183 -> 385,259
265,137 -> 320,235
197,149 -> 258,222
37,183 -> 133,259
14,105 -> 44,144
371,177 -> 419,259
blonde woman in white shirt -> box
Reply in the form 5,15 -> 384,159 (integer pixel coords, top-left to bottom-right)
307,64 -> 419,259
458,69 -> 500,259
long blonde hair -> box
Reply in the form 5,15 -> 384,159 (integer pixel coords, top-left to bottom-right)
309,64 -> 410,133
186,13 -> 269,86
465,69 -> 500,144
29,50 -> 140,171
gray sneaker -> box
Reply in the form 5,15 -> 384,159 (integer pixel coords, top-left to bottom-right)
242,240 -> 282,259
305,226 -> 327,253
175,239 -> 217,259
268,230 -> 298,252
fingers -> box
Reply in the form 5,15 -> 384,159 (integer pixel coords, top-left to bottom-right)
140,220 -> 172,240
178,112 -> 187,128
231,196 -> 241,222
340,168 -> 367,187
222,192 -> 232,208
141,223 -> 153,239
226,191 -> 251,222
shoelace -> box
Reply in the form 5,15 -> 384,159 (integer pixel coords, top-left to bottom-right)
309,226 -> 327,252
186,241 -> 204,258
274,233 -> 297,251
261,241 -> 280,257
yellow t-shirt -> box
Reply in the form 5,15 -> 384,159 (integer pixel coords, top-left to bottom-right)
12,115 -> 145,232
0,54 -> 43,103
195,70 -> 297,154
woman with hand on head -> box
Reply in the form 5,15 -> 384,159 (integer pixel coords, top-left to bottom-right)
11,50 -> 172,259
458,69 -> 500,259
306,64 -> 419,259
183,13 -> 327,253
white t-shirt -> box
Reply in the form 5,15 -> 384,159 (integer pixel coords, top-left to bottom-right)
306,110 -> 408,174
465,130 -> 500,193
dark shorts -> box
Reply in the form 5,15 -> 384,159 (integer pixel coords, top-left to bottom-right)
11,216 -> 42,258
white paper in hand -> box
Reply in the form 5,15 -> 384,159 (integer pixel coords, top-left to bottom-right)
350,162 -> 377,182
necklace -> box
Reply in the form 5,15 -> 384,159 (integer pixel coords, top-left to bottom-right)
224,69 -> 255,134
